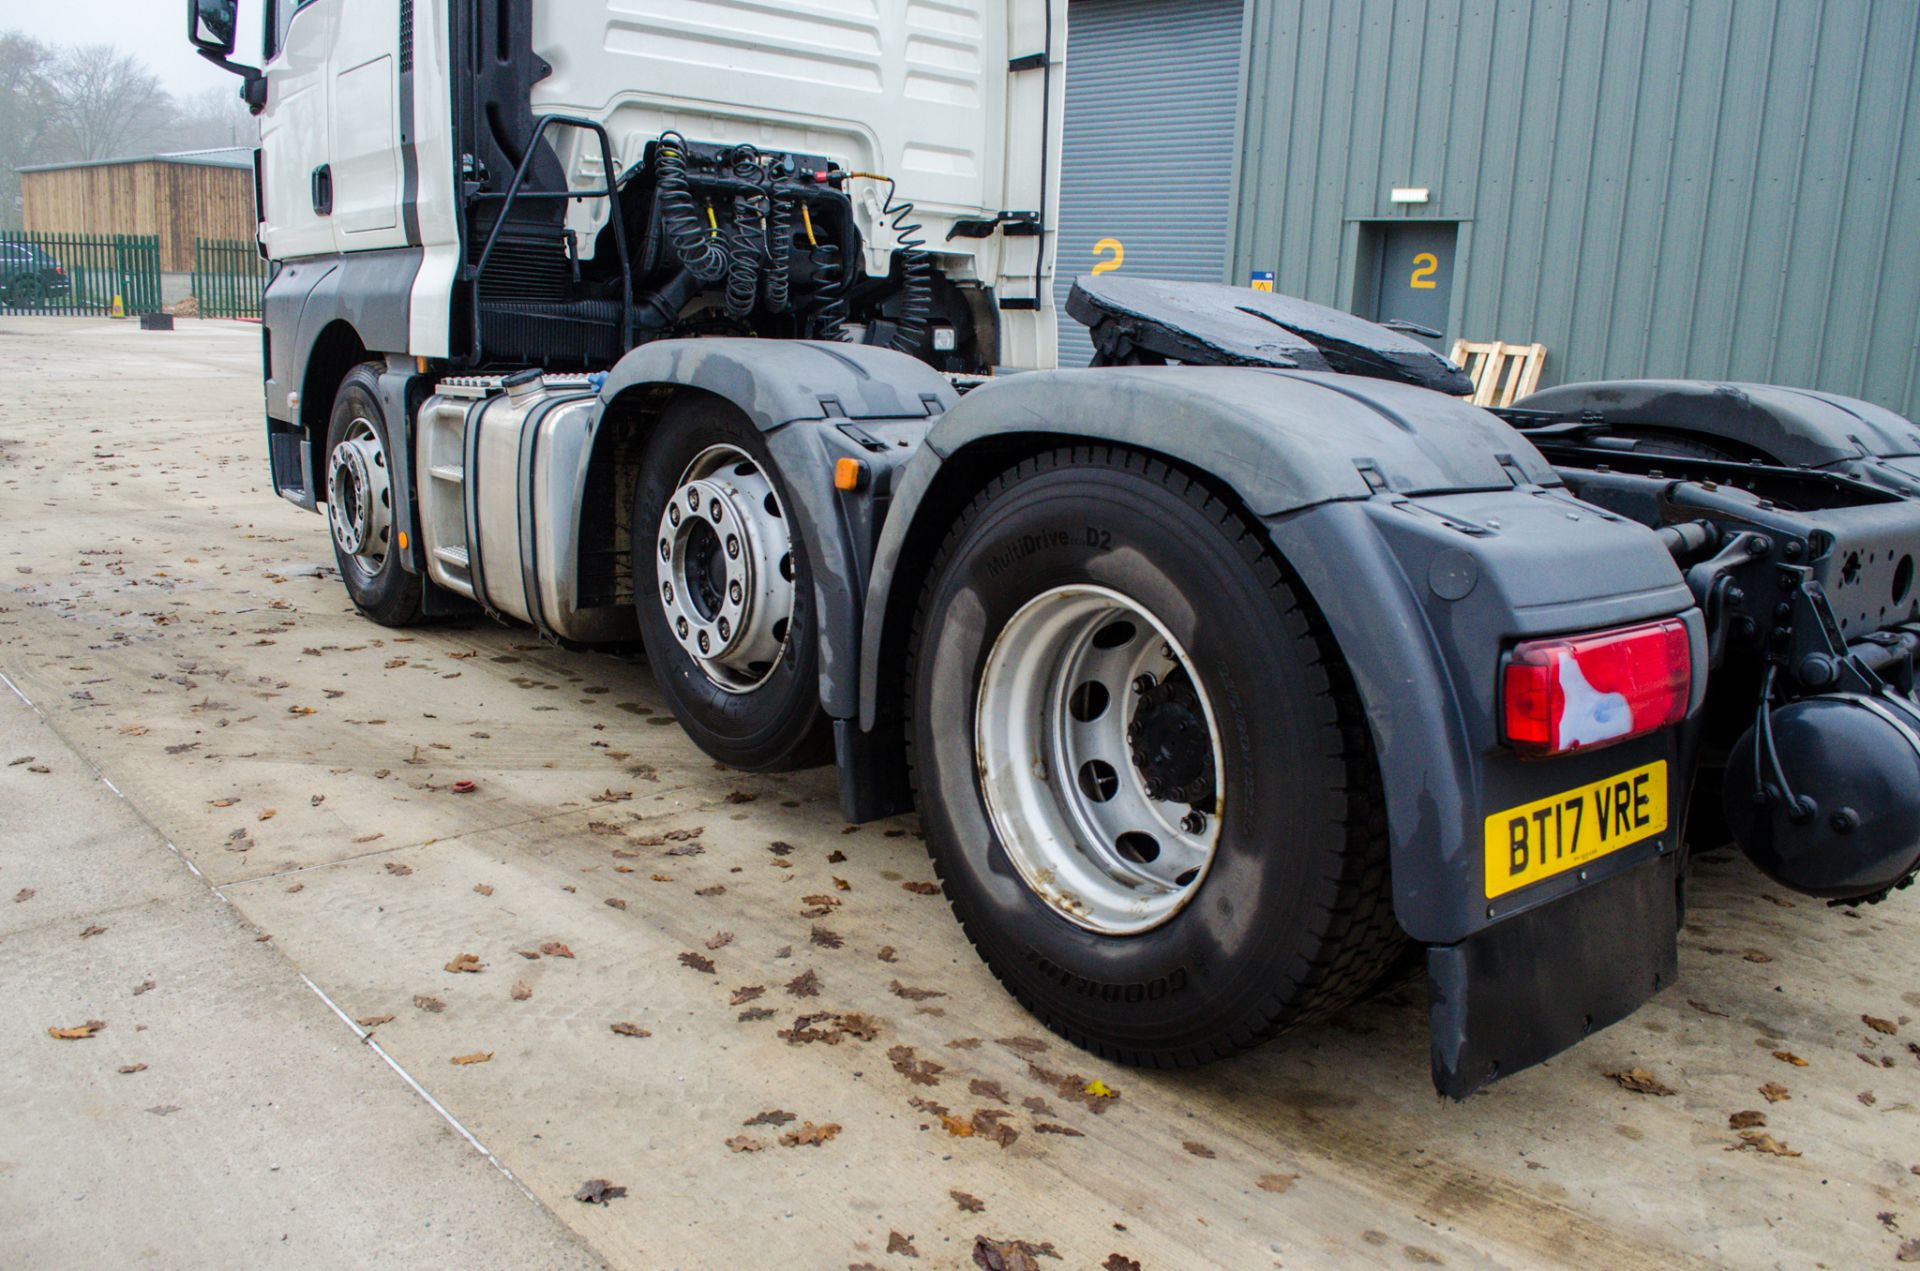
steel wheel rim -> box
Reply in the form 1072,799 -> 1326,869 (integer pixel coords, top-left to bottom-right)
975,584 -> 1225,935
655,444 -> 795,693
326,416 -> 392,580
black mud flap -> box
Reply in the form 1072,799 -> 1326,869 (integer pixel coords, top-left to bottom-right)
1427,854 -> 1680,1099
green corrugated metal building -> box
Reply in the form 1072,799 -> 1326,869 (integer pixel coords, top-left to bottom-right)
1055,0 -> 1920,417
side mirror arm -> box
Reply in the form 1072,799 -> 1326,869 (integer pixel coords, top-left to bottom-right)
194,47 -> 267,114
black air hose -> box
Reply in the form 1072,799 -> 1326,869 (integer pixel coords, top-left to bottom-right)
850,174 -> 931,353
724,193 -> 765,319
763,190 -> 794,313
654,132 -> 728,283
809,241 -> 848,341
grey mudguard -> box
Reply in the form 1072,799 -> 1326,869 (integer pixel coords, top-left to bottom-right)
921,366 -> 1560,511
596,337 -> 957,429
1516,379 -> 1920,469
856,364 -> 1699,944
594,337 -> 953,716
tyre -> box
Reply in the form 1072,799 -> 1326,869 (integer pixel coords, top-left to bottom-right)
631,395 -> 831,771
324,363 -> 422,627
907,447 -> 1404,1066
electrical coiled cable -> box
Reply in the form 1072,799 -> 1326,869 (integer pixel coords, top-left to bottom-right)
763,190 -> 793,313
654,131 -> 728,283
724,193 -> 765,319
809,241 -> 848,340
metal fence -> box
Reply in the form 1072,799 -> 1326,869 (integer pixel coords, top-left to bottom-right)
0,231 -> 162,316
192,237 -> 268,320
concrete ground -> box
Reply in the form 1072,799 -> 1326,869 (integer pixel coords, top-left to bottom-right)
1,317 -> 1918,1270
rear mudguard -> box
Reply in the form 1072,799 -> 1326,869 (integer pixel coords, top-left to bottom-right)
857,365 -> 1703,946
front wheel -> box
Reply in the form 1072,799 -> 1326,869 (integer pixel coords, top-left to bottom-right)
908,447 -> 1404,1067
324,364 -> 422,626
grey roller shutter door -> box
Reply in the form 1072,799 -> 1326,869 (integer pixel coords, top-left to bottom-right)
1054,0 -> 1244,369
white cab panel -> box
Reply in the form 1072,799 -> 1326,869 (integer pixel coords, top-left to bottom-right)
260,0 -> 339,260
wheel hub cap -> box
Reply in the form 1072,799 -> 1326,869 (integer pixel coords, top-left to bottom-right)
326,419 -> 391,570
974,585 -> 1225,935
655,446 -> 795,693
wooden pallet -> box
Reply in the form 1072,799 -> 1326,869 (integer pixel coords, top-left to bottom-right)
1449,339 -> 1547,408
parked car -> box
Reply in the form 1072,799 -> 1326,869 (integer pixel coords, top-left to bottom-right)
0,243 -> 72,308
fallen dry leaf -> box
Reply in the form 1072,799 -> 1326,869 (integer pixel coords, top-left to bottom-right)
450,1051 -> 492,1065
1182,1140 -> 1217,1159
591,789 -> 632,804
604,897 -> 628,910
891,980 -> 946,1001
357,1013 -> 396,1029
743,1109 -> 796,1127
1772,1050 -> 1809,1067
1256,1172 -> 1298,1194
1899,1237 -> 1920,1263
118,1063 -> 147,1075
705,930 -> 734,951
1728,1130 -> 1801,1158
1103,1256 -> 1142,1271
574,1179 -> 627,1205
79,924 -> 107,939
694,884 -> 725,896
132,980 -> 155,996
724,1135 -> 765,1153
12,888 -> 32,903
1865,1015 -> 1899,1036
730,985 -> 765,1006
809,925 -> 844,949
951,1190 -> 986,1213
510,981 -> 532,1002
610,1021 -> 652,1038
385,862 -> 413,876
539,941 -> 575,959
971,1236 -> 1061,1269
284,882 -> 303,894
445,953 -> 484,973
257,808 -> 277,821
1742,950 -> 1772,963
1082,1078 -> 1117,1099
876,945 -> 898,963
208,797 -> 237,808
1759,1081 -> 1791,1102
1605,1067 -> 1676,1096
901,881 -> 939,895
1728,1110 -> 1767,1129
785,968 -> 821,997
678,951 -> 716,974
779,1121 -> 840,1147
473,883 -> 493,896
889,1044 -> 944,1087
887,1231 -> 919,1258
939,1114 -> 975,1138
413,995 -> 445,1013
47,1021 -> 106,1040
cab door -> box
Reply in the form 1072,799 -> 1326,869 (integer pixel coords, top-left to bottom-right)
327,0 -> 405,242
258,0 -> 337,260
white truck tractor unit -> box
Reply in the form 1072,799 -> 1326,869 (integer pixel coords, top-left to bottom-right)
190,0 -> 1920,1096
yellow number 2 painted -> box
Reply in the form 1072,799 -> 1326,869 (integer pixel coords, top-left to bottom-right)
1092,237 -> 1124,276
1409,252 -> 1439,290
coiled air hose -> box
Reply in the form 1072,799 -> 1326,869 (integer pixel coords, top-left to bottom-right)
846,172 -> 931,353
763,190 -> 794,314
724,193 -> 765,319
654,132 -> 728,283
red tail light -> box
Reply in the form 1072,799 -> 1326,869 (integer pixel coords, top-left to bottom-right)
1502,619 -> 1691,757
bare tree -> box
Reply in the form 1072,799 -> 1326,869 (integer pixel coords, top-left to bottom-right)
0,32 -> 58,228
169,86 -> 258,152
44,44 -> 172,162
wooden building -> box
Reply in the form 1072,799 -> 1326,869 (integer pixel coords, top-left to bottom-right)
18,149 -> 255,273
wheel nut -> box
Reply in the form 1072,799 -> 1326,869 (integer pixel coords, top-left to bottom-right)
687,489 -> 700,509
717,617 -> 731,641
662,582 -> 674,603
668,504 -> 681,526
676,617 -> 688,638
728,581 -> 742,603
659,539 -> 671,561
1132,673 -> 1156,694
697,630 -> 710,653
726,536 -> 740,559
709,499 -> 724,522
1181,811 -> 1206,835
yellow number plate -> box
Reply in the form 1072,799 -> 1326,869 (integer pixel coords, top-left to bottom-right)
1483,760 -> 1668,899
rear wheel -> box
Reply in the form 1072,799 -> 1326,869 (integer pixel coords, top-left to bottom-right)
631,395 -> 831,770
325,364 -> 422,627
908,447 -> 1404,1066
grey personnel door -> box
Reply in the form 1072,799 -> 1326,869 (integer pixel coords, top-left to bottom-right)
1365,222 -> 1458,352
1053,0 -> 1245,369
